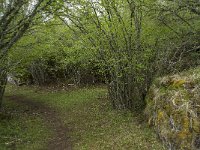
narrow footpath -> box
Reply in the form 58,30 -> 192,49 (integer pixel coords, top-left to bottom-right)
6,95 -> 72,150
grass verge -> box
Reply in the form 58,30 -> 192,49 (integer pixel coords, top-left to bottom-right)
4,85 -> 165,150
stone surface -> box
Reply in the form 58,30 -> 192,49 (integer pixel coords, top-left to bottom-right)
145,67 -> 200,150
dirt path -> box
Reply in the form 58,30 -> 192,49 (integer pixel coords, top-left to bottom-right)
6,95 -> 72,150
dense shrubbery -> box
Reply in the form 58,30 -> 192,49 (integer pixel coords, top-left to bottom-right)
0,1 -> 200,149
1,0 -> 200,112
8,21 -> 105,86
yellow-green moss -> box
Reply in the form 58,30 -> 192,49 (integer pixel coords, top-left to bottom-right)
157,110 -> 164,122
145,67 -> 200,150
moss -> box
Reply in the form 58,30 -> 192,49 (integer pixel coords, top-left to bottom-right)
177,130 -> 190,140
182,117 -> 190,130
157,110 -> 164,122
193,119 -> 200,133
171,79 -> 186,88
145,67 -> 200,150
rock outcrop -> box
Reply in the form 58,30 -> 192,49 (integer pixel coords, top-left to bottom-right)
145,67 -> 200,150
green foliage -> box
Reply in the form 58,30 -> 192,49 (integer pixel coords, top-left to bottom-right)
9,19 -> 103,85
0,0 -> 197,118
1,1 -> 199,149
7,0 -> 199,112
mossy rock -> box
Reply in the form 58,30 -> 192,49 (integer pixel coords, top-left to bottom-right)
145,67 -> 200,150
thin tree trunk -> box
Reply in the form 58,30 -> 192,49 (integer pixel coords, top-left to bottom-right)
0,69 -> 7,110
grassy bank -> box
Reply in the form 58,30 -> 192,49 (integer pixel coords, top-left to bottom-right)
2,85 -> 165,150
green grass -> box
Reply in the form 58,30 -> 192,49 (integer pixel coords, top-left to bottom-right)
0,98 -> 51,150
4,85 -> 165,150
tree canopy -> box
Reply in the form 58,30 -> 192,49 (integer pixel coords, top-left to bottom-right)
0,0 -> 199,111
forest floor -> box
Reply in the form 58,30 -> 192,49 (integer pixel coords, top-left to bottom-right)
0,85 -> 165,150
6,95 -> 72,150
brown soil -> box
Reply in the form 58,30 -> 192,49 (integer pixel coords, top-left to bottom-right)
6,95 -> 72,150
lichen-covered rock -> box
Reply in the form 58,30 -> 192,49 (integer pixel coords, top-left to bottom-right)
145,67 -> 200,150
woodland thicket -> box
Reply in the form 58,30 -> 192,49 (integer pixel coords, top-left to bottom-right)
0,0 -> 199,112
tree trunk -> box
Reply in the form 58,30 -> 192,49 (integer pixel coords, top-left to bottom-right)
0,69 -> 7,110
